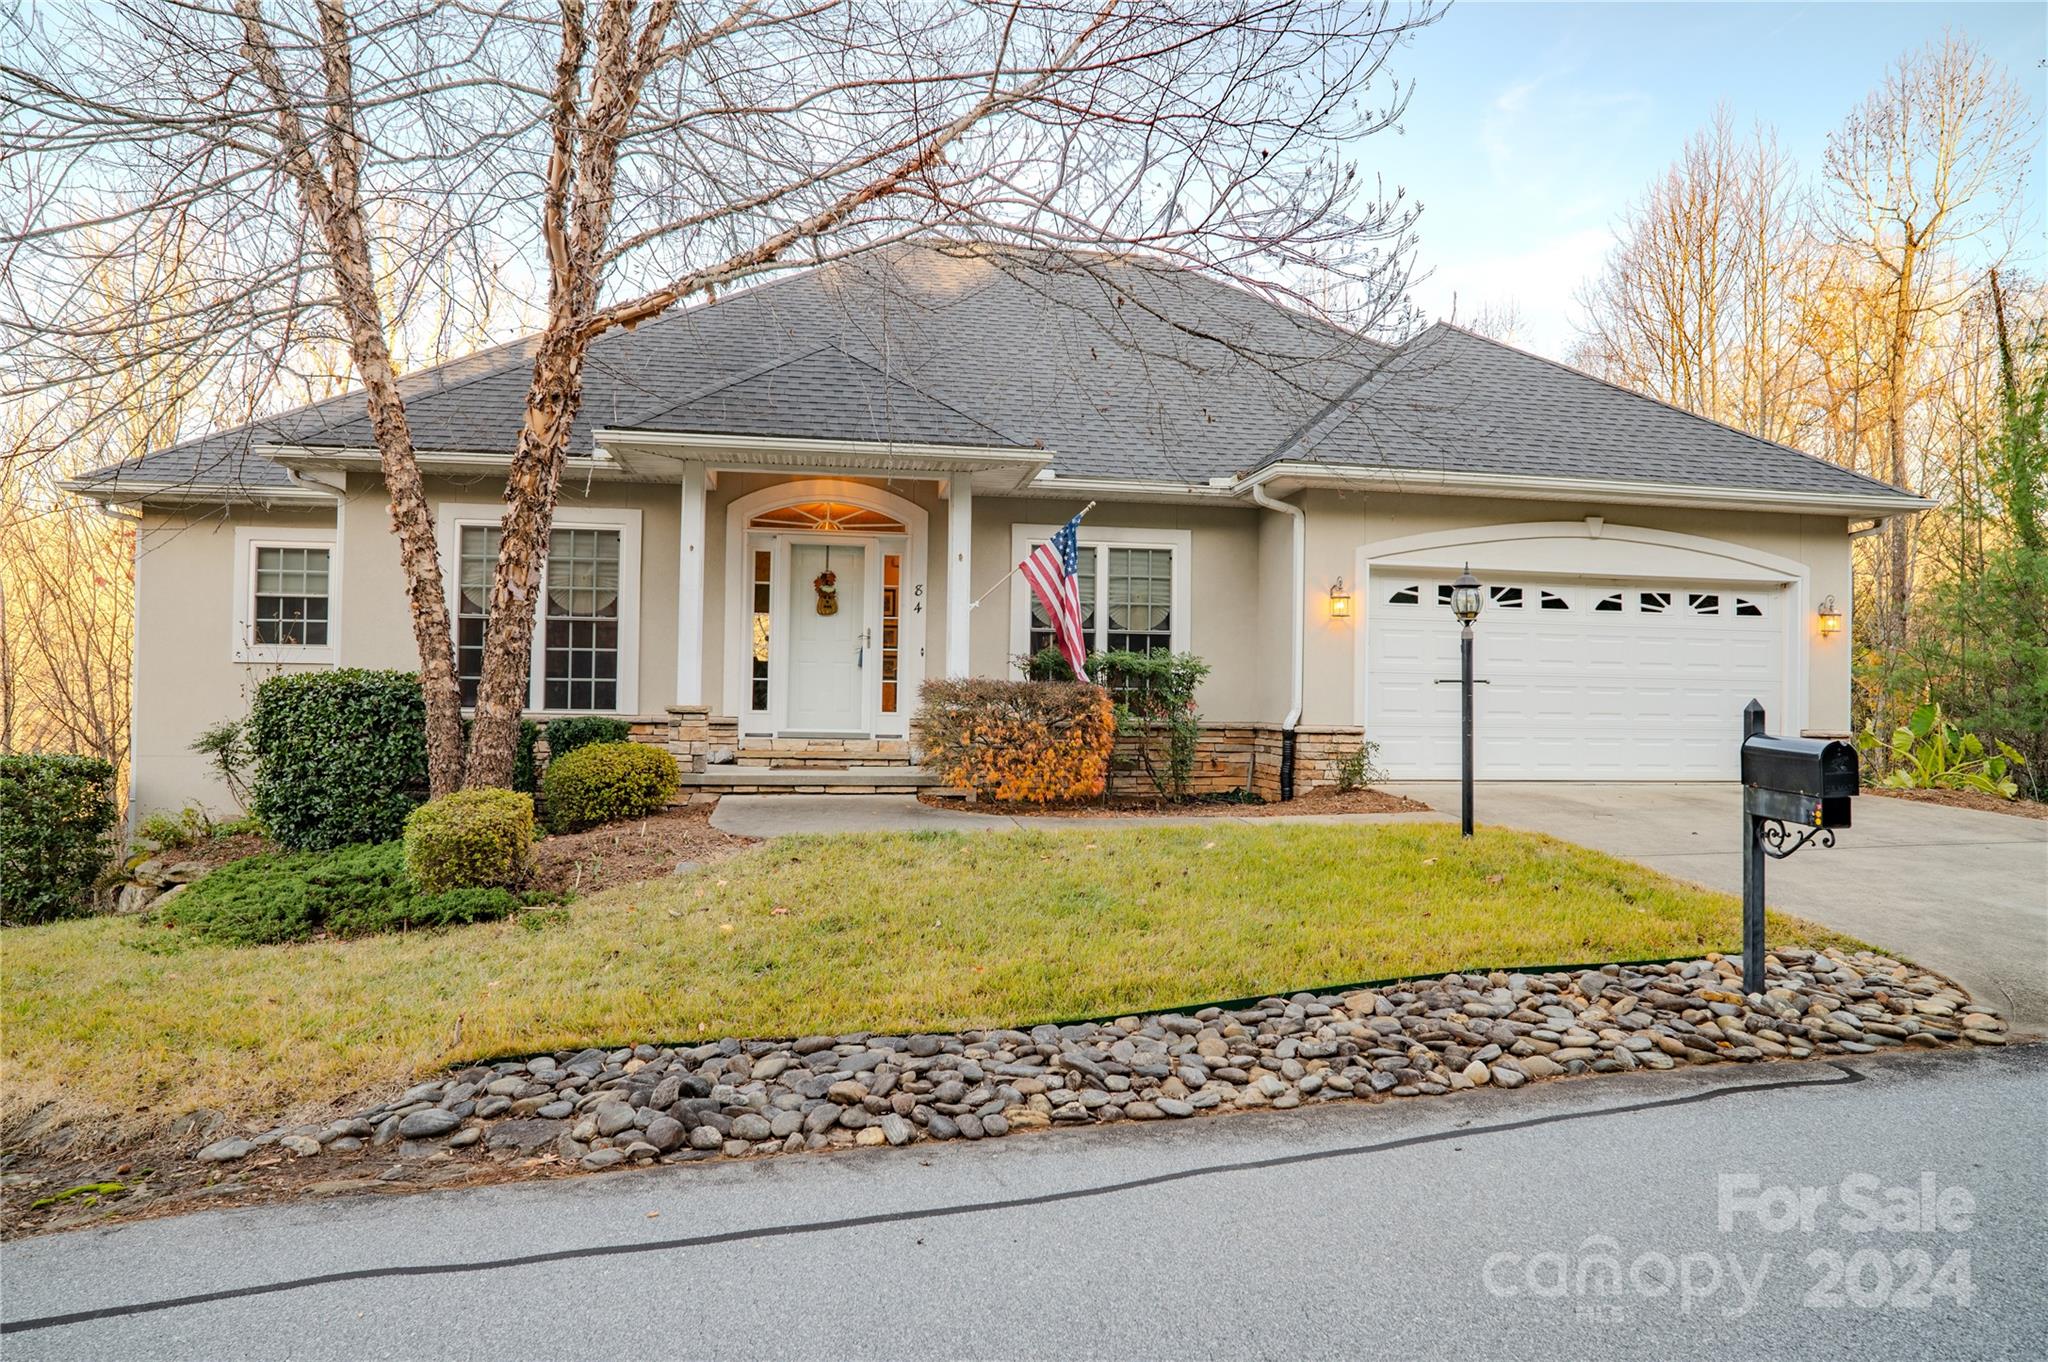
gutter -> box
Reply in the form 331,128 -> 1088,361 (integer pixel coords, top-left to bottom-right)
55,477 -> 335,508
1238,461 -> 1938,519
1248,484 -> 1304,800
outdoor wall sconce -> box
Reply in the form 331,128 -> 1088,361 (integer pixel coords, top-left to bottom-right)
1327,577 -> 1352,618
1817,595 -> 1843,636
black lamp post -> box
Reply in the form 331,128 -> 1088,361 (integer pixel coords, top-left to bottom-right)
1449,565 -> 1483,837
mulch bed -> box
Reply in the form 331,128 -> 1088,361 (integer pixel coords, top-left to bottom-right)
159,829 -> 275,872
1864,788 -> 2048,821
920,786 -> 1431,818
528,805 -> 757,895
138,805 -> 756,901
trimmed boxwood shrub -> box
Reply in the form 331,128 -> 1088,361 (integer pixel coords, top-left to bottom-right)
543,715 -> 630,764
914,678 -> 1116,803
404,789 -> 535,895
0,754 -> 119,924
540,741 -> 679,832
159,840 -> 550,946
249,670 -> 429,850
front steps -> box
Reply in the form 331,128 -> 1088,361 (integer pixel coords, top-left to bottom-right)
658,708 -> 938,795
731,738 -> 913,769
681,764 -> 941,795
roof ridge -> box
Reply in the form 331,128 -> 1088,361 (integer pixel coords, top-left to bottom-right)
612,342 -> 839,428
1428,321 -> 1920,499
616,339 -> 1028,447
288,260 -> 858,447
825,344 -> 1031,446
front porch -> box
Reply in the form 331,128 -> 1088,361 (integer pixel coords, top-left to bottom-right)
660,706 -> 943,796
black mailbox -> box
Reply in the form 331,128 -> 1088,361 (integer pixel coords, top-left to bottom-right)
1741,734 -> 1859,830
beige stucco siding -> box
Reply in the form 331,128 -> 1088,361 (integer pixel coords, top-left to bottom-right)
125,470 -> 1859,817
966,496 -> 1265,719
336,473 -> 682,713
130,503 -> 337,819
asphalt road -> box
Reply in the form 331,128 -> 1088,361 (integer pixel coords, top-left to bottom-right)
5,1046 -> 2042,1362
1385,782 -> 2048,1033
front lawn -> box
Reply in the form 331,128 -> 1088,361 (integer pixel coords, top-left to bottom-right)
2,823 -> 1867,1140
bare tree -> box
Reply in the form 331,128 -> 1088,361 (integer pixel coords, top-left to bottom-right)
4,0 -> 1440,789
1572,108 -> 1804,439
1822,30 -> 2036,653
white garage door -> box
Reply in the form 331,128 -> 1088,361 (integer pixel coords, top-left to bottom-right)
1366,575 -> 1786,780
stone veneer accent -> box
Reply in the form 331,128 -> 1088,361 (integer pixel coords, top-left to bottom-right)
1113,723 -> 1368,802
625,707 -> 1368,802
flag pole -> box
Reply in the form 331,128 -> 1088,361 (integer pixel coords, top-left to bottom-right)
967,501 -> 1096,610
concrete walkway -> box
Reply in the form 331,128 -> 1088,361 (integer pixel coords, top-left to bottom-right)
708,794 -> 1448,838
1385,781 -> 2048,1034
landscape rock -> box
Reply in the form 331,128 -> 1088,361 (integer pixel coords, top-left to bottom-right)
259,947 -> 1994,1184
396,1109 -> 462,1140
196,1138 -> 254,1163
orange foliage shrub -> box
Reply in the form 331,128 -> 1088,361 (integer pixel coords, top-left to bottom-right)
914,678 -> 1115,803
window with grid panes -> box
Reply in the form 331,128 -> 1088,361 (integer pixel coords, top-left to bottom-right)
542,528 -> 621,710
1104,547 -> 1173,654
456,526 -> 500,705
251,546 -> 330,646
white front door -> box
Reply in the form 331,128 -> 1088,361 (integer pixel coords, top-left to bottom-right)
785,543 -> 867,732
1367,574 -> 1787,779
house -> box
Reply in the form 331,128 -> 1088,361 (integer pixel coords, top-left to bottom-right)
69,243 -> 1931,816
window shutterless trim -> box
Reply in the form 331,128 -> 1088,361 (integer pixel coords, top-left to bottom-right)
230,526 -> 338,664
434,502 -> 641,715
1007,523 -> 1191,673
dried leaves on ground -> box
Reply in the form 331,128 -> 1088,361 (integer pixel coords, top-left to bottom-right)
920,786 -> 1431,818
1864,788 -> 2048,820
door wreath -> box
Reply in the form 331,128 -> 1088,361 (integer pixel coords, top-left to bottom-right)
812,568 -> 839,616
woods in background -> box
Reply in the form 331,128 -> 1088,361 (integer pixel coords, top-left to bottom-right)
1571,33 -> 2043,786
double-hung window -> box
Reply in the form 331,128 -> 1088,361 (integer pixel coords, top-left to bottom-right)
233,527 -> 338,663
1011,524 -> 1190,669
439,504 -> 640,714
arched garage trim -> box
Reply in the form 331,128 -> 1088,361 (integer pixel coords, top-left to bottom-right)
1353,520 -> 1811,742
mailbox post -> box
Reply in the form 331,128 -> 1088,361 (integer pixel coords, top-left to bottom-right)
1739,699 -> 1859,996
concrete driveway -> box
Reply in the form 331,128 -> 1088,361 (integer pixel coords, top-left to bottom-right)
1385,782 -> 2048,1033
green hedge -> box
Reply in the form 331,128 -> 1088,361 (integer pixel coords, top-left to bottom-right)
512,719 -> 542,795
543,715 -> 631,765
0,754 -> 118,925
159,840 -> 551,946
404,789 -> 535,895
249,670 -> 429,850
540,740 -> 679,832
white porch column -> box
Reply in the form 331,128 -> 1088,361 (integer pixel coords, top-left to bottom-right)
945,477 -> 973,677
675,464 -> 707,705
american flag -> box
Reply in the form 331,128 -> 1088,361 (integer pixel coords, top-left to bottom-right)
1021,512 -> 1090,681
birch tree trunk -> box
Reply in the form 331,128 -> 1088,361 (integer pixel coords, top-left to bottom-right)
234,0 -> 468,792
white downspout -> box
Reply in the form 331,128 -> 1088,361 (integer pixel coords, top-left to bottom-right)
1249,484 -> 1304,731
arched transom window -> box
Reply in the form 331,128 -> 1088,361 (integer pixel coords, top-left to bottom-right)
748,500 -> 907,533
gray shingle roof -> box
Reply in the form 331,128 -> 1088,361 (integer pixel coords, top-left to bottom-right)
1263,323 -> 1917,500
73,244 -> 1923,507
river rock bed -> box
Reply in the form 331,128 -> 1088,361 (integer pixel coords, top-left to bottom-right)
198,947 -> 2011,1171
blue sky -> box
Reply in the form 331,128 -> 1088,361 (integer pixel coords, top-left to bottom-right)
1365,0 -> 2046,356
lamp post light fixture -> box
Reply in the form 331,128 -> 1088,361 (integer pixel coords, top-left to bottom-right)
1450,565 -> 1482,838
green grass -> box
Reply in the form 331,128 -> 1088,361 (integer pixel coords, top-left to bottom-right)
1,823 -> 1868,1139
